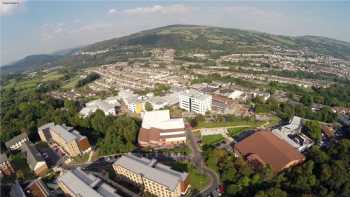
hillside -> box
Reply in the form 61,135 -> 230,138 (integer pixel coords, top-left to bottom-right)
3,25 -> 350,74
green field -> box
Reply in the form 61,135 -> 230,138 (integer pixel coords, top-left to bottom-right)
196,119 -> 259,129
188,165 -> 210,191
201,134 -> 225,146
41,71 -> 64,81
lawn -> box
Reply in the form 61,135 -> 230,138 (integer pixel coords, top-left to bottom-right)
41,71 -> 64,82
188,164 -> 210,191
227,127 -> 252,137
201,134 -> 224,146
196,119 -> 259,129
62,76 -> 81,90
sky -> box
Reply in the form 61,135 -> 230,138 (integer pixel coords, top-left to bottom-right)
1,0 -> 350,65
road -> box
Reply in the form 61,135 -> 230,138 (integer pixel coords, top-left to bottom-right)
186,129 -> 221,197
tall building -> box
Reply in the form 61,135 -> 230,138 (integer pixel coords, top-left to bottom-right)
21,142 -> 49,177
38,123 -> 91,157
138,110 -> 186,147
57,168 -> 121,197
0,153 -> 14,176
113,154 -> 190,197
179,89 -> 212,115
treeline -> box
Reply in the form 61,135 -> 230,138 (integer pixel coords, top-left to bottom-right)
254,97 -> 337,123
269,82 -> 350,108
76,73 -> 100,88
203,138 -> 350,197
0,86 -> 139,155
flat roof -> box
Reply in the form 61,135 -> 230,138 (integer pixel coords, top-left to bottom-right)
5,133 -> 28,148
52,125 -> 78,143
180,89 -> 211,101
114,154 -> 188,191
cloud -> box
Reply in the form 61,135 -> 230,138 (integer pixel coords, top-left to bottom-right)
123,4 -> 192,15
108,8 -> 116,14
0,0 -> 22,16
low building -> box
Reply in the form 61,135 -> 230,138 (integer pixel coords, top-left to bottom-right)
79,97 -> 120,118
21,142 -> 48,177
0,153 -> 15,176
25,178 -> 50,197
234,131 -> 305,173
138,110 -> 186,147
272,116 -> 314,152
57,167 -> 121,197
38,123 -> 91,157
10,181 -> 26,197
5,133 -> 29,151
113,154 -> 190,197
179,89 -> 212,115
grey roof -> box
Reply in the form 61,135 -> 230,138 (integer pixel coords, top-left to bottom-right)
52,125 -> 78,143
0,153 -> 9,163
114,154 -> 188,191
21,142 -> 45,170
5,133 -> 28,148
10,181 -> 26,197
58,168 -> 120,197
38,122 -> 55,131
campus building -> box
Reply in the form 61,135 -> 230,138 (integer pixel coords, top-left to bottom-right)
138,110 -> 186,147
21,142 -> 49,177
234,131 -> 305,173
5,133 -> 29,151
179,89 -> 212,115
57,168 -> 121,197
0,153 -> 14,176
113,154 -> 190,197
38,123 -> 91,157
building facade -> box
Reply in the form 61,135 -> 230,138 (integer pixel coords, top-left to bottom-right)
0,153 -> 15,176
138,110 -> 186,147
113,154 -> 190,197
179,89 -> 211,115
38,123 -> 91,157
21,142 -> 49,177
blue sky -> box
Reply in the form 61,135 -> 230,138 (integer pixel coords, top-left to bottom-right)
1,0 -> 349,65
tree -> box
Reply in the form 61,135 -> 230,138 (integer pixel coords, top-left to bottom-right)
145,102 -> 153,111
303,120 -> 322,142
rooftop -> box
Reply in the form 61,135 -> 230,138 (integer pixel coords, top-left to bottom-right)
58,168 -> 120,197
21,142 -> 45,170
5,133 -> 28,148
235,131 -> 305,172
51,125 -> 81,143
180,89 -> 211,101
114,154 -> 188,191
0,153 -> 9,163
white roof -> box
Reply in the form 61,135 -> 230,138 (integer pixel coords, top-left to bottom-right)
141,110 -> 171,129
180,89 -> 211,101
153,118 -> 185,130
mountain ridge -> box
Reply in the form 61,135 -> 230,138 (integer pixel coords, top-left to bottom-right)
3,24 -> 350,74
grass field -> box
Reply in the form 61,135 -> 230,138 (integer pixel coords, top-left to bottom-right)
41,71 -> 64,81
201,134 -> 225,146
227,127 -> 252,137
62,76 -> 81,90
196,119 -> 259,129
188,165 -> 210,191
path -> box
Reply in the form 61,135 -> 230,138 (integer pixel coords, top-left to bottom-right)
186,129 -> 220,196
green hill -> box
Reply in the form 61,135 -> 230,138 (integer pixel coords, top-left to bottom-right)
4,25 -> 350,74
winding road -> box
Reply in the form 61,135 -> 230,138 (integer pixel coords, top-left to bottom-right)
186,129 -> 221,197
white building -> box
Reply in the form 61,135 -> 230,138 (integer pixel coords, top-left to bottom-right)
79,97 -> 120,117
179,89 -> 212,115
138,110 -> 186,147
272,116 -> 314,152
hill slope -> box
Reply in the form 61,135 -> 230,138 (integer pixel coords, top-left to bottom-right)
3,25 -> 350,74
